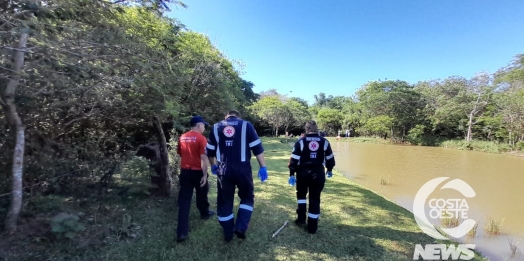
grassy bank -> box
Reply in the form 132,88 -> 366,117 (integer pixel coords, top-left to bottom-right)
328,136 -> 524,156
0,138 -> 487,261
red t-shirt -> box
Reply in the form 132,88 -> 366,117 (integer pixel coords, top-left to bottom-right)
177,131 -> 207,170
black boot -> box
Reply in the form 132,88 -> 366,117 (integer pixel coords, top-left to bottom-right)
235,230 -> 246,239
307,218 -> 318,234
201,210 -> 215,220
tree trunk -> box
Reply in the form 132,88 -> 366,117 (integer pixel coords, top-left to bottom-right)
466,112 -> 474,142
2,29 -> 29,234
152,116 -> 172,197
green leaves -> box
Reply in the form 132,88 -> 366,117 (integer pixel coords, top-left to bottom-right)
50,213 -> 85,240
316,108 -> 343,134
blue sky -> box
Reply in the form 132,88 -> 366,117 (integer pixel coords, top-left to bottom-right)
167,0 -> 524,104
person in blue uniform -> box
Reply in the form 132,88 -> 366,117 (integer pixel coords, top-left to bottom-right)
206,110 -> 268,242
288,120 -> 335,234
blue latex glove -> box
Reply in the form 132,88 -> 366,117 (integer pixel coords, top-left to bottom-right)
326,171 -> 333,178
258,167 -> 268,182
288,176 -> 296,186
211,164 -> 218,175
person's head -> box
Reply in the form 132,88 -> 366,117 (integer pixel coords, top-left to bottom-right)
304,120 -> 318,134
190,115 -> 209,133
226,110 -> 241,119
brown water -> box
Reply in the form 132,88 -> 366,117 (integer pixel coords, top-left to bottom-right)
332,141 -> 524,261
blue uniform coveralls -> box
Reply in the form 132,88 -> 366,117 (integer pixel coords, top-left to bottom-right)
288,133 -> 335,233
206,116 -> 264,238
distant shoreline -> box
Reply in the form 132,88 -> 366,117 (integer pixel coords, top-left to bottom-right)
326,136 -> 524,157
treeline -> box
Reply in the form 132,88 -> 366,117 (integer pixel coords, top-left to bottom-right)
0,0 -> 259,231
249,55 -> 524,150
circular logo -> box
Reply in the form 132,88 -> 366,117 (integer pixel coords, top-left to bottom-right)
413,177 -> 476,240
308,141 -> 319,151
223,126 -> 235,137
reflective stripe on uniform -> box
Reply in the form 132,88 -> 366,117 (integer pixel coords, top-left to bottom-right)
299,140 -> 304,151
291,154 -> 300,160
239,204 -> 253,211
308,213 -> 320,219
326,154 -> 334,160
206,143 -> 215,150
249,139 -> 261,147
297,199 -> 307,204
324,140 -> 329,151
218,213 -> 234,221
241,121 -> 247,162
214,124 -> 220,162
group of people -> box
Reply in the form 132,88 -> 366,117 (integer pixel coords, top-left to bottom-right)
175,110 -> 336,243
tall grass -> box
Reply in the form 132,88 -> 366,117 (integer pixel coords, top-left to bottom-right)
507,237 -> 521,259
380,175 -> 391,186
484,216 -> 504,235
438,140 -> 513,154
440,212 -> 461,228
467,223 -> 478,237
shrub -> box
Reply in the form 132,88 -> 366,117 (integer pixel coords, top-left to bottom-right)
50,213 -> 85,239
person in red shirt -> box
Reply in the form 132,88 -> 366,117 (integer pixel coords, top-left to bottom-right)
176,115 -> 215,243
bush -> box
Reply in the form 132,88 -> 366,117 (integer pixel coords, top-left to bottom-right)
50,213 -> 85,239
406,125 -> 426,145
516,141 -> 524,151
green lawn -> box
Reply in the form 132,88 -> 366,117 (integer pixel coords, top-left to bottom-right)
1,137 -> 488,261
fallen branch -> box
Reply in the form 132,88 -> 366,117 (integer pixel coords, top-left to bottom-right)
271,220 -> 288,239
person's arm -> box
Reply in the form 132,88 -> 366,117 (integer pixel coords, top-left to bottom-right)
206,124 -> 217,161
199,154 -> 210,186
255,153 -> 266,168
247,122 -> 268,181
176,136 -> 182,156
324,139 -> 335,171
289,140 -> 302,176
199,135 -> 209,179
208,156 -> 216,166
206,125 -> 219,175
247,122 -> 264,160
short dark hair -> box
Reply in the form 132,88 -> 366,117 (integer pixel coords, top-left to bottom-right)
305,120 -> 318,133
227,110 -> 241,117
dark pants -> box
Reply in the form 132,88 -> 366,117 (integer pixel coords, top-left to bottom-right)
216,163 -> 254,238
296,166 -> 325,233
177,169 -> 210,237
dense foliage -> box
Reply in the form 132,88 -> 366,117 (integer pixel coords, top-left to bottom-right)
0,0 -> 257,205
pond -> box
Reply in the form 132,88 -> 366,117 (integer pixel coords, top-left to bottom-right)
332,141 -> 524,261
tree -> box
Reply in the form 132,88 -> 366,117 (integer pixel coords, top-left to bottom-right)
316,108 -> 343,135
464,72 -> 492,142
0,0 -> 252,230
325,96 -> 348,110
341,97 -> 363,134
285,99 -> 311,133
313,92 -> 333,107
416,77 -> 471,138
1,29 -> 29,233
249,96 -> 290,136
356,80 -> 424,140
361,115 -> 394,139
